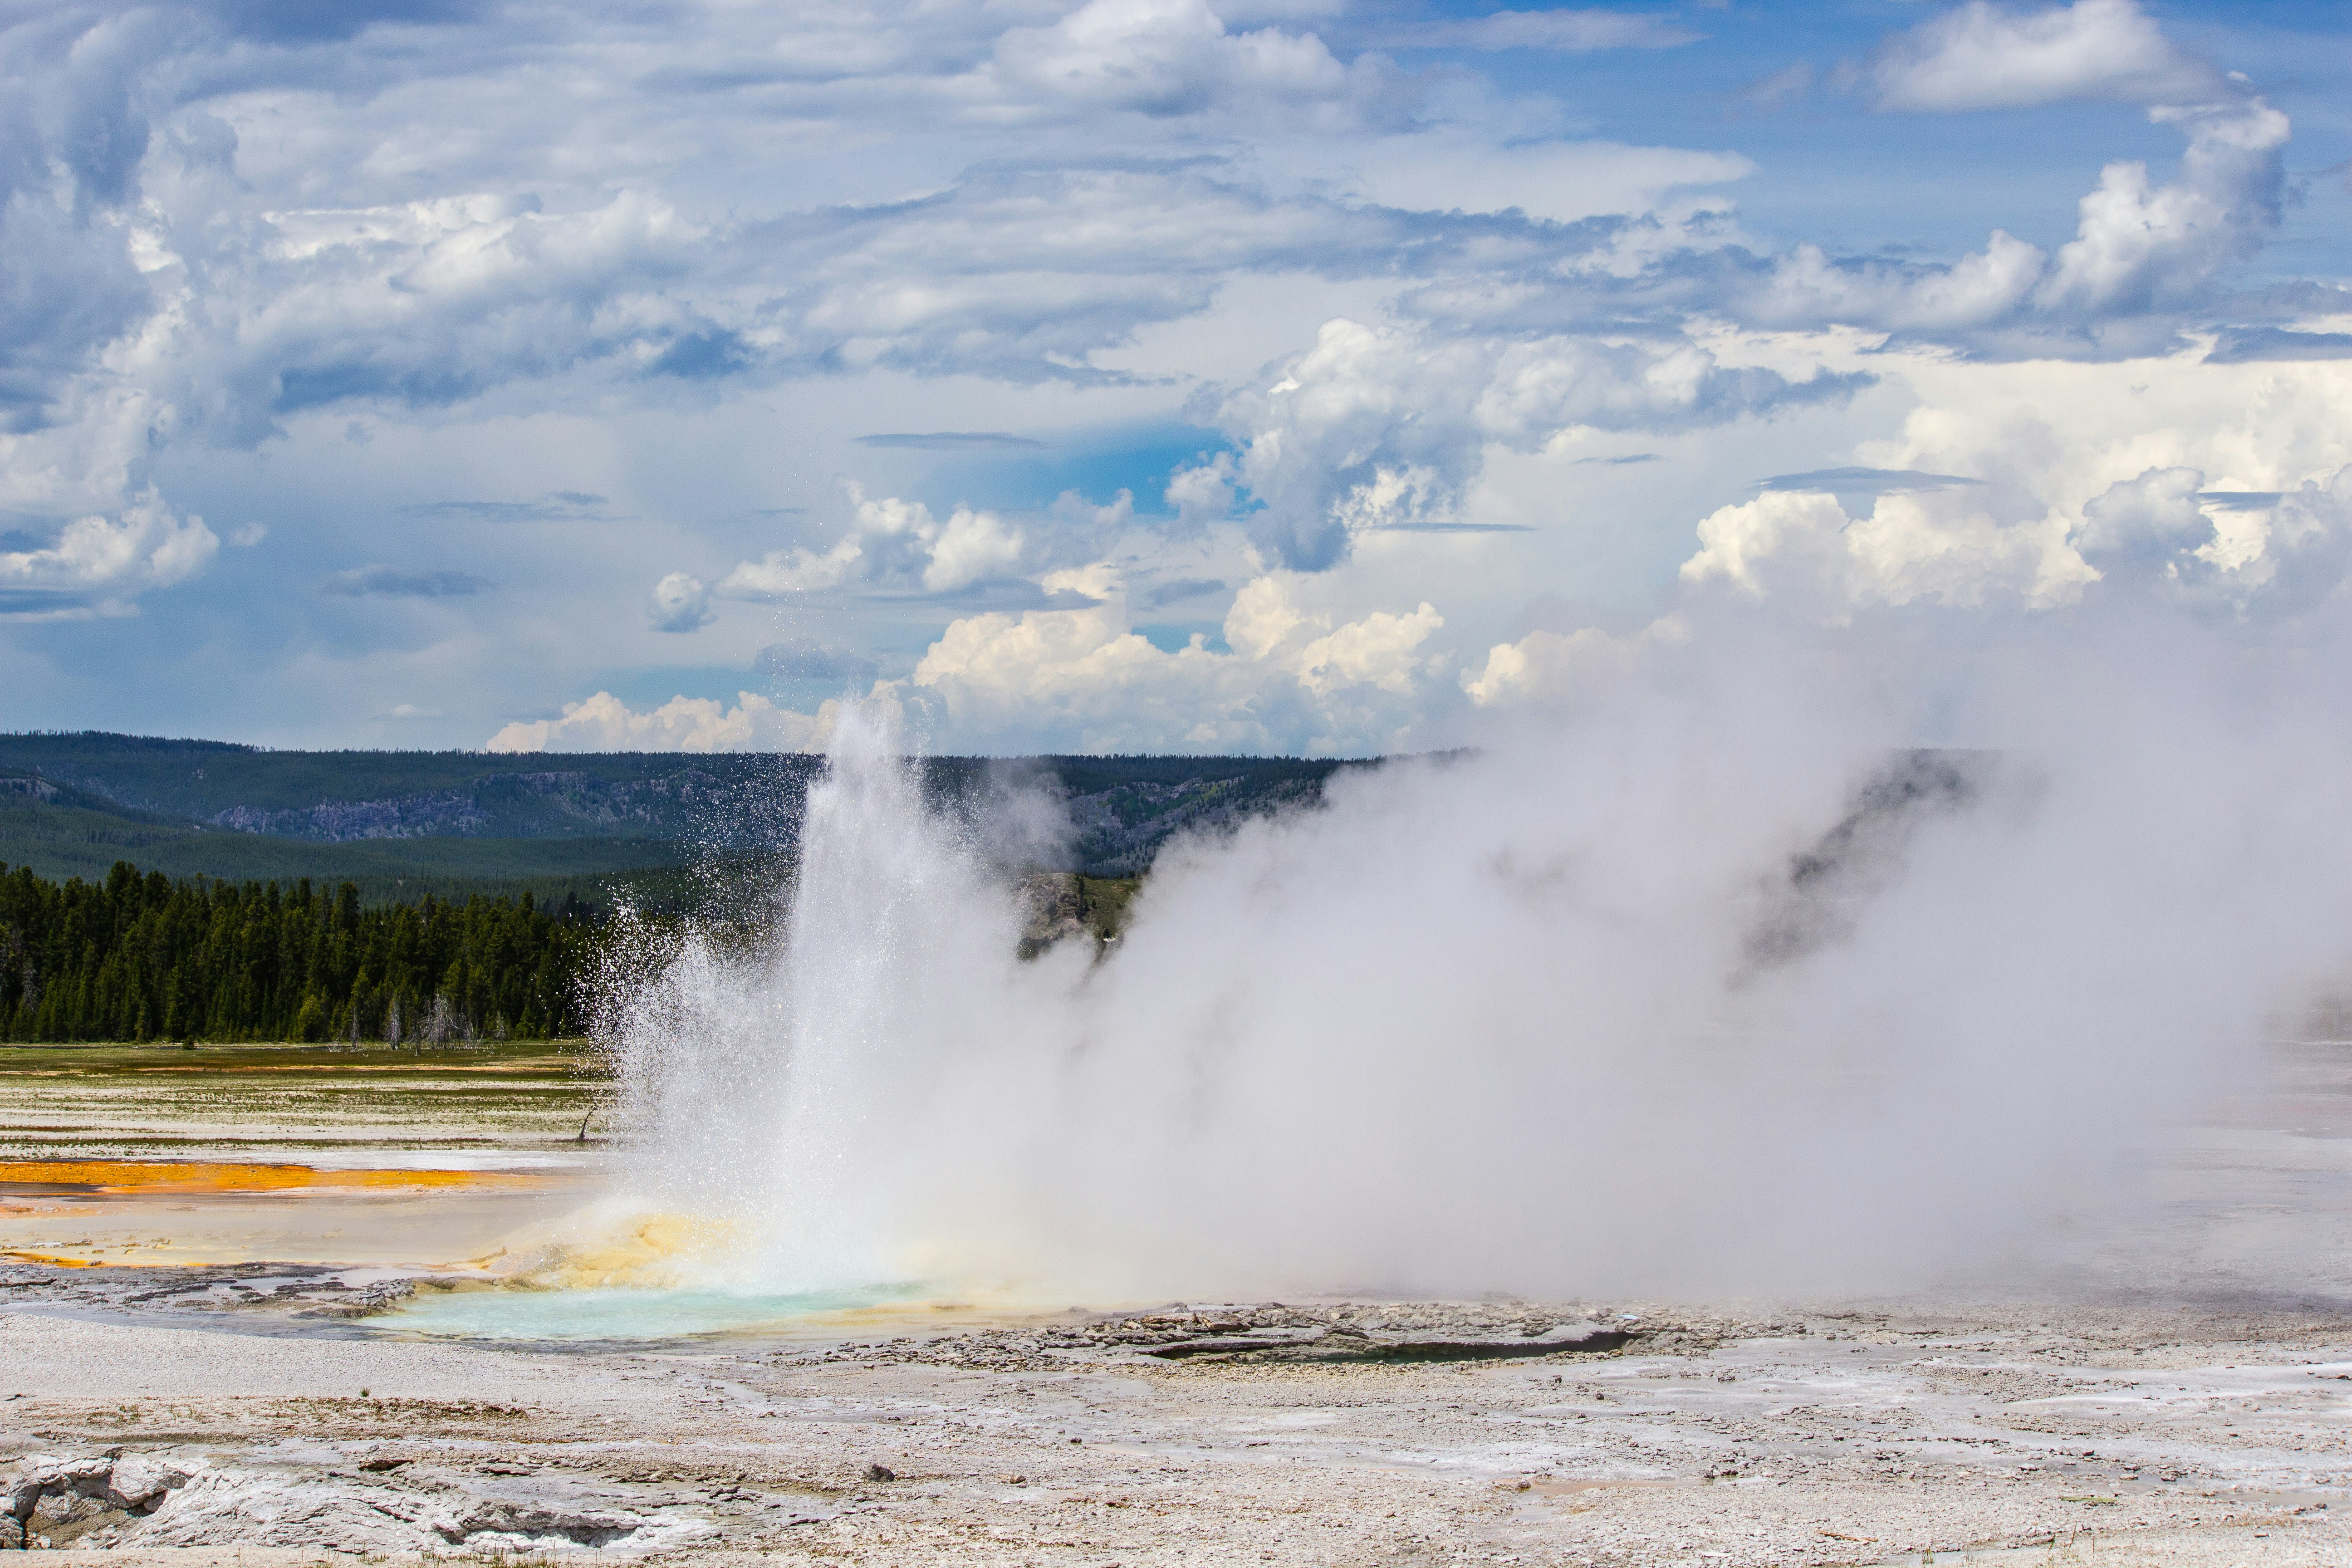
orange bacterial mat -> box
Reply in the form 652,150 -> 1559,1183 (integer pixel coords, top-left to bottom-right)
0,1160 -> 546,1194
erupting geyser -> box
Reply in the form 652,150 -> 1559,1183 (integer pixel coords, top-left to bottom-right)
587,640 -> 2352,1309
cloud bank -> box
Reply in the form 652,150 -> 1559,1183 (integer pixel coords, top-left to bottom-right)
0,0 -> 2339,753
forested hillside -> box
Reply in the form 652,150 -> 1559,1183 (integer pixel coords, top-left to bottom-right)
0,861 -> 592,1044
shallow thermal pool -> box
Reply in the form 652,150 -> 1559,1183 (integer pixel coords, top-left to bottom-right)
377,1279 -> 935,1341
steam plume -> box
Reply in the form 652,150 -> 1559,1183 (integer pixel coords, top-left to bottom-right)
596,604 -> 2352,1303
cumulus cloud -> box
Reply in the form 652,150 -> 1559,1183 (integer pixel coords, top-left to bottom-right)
482,574 -> 1448,754
1678,487 -> 2087,619
1681,1 -> 2287,352
486,690 -> 834,754
1723,94 -> 2288,343
1861,0 -> 2227,113
0,5 -> 174,429
2072,466 -> 2352,617
1461,616 -> 1687,708
979,0 -> 1398,126
229,190 -> 706,443
2071,466 -> 2215,583
1182,317 -> 1867,568
0,490 -> 216,618
2036,99 -> 2288,316
1670,451 -> 2352,627
905,569 -> 1445,752
717,487 -> 1032,599
648,571 -> 716,632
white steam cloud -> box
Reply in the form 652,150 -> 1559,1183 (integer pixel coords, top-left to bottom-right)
590,597 -> 2352,1305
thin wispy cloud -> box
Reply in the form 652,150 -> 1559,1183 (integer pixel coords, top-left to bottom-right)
1385,9 -> 1700,53
853,432 -> 1050,450
2205,328 -> 2352,363
1755,468 -> 1986,495
402,493 -> 609,521
319,566 -> 495,598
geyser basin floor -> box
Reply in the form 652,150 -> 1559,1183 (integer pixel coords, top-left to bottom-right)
3,1295 -> 2349,1565
8,1038 -> 2352,1561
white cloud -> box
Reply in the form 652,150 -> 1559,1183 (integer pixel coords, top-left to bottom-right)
486,690 -> 834,753
2256,474 -> 2352,616
1744,231 -> 2051,333
1184,317 -> 1865,568
2072,465 -> 2352,617
1342,137 -> 1751,225
1656,345 -> 2352,627
1461,617 -> 1687,708
0,0 -> 2298,549
1223,574 -> 1305,658
716,486 -> 1031,600
1677,486 -> 2089,619
227,190 -> 705,442
2036,100 -> 2288,315
2071,466 -> 2214,581
0,489 -> 216,618
980,0 -> 1388,124
905,570 -> 1447,752
1163,451 -> 1239,531
7,0 -> 2350,751
926,502 -> 1031,593
1863,0 -> 2227,113
490,570 -> 1450,755
1294,600 -> 1442,696
1728,95 -> 2288,339
648,571 -> 716,632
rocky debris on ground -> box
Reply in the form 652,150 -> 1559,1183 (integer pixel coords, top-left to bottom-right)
6,1295 -> 2352,1564
1016,873 -> 1089,957
5,1450 -> 199,1549
1,1448 -> 710,1554
0,1262 -> 416,1325
792,1301 -> 1775,1372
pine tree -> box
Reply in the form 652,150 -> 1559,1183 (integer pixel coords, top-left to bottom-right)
0,862 -> 593,1043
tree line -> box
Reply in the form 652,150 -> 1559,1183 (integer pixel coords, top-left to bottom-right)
0,860 -> 595,1044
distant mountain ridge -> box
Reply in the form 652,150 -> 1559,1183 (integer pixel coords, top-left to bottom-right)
0,732 -> 1368,897
0,733 -> 808,845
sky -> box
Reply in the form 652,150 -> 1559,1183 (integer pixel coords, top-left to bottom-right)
2,0 -> 2350,755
